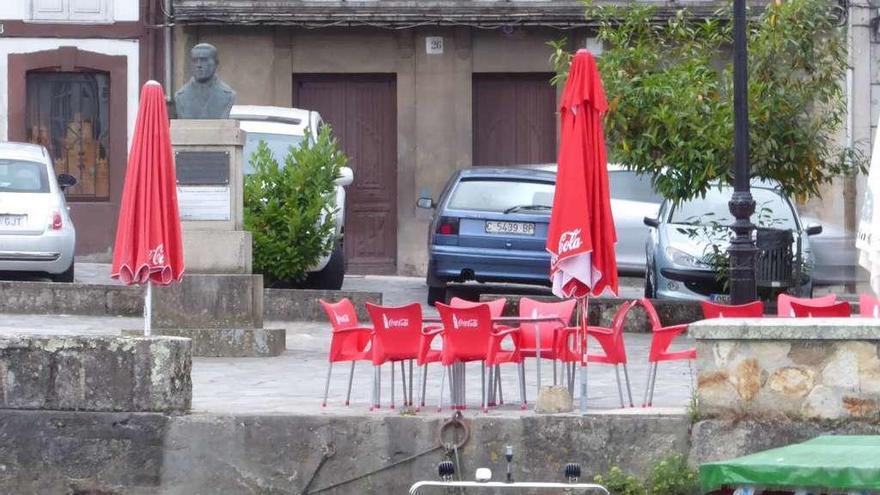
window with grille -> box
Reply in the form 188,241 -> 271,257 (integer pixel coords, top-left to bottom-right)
26,71 -> 111,201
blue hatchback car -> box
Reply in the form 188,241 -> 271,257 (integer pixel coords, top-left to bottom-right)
418,167 -> 556,305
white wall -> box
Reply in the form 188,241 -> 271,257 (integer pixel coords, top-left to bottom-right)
0,38 -> 140,149
0,0 -> 139,21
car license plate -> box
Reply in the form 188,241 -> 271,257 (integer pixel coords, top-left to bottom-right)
485,221 -> 535,236
0,214 -> 25,228
710,293 -> 731,304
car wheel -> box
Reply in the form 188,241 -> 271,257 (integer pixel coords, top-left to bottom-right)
51,259 -> 75,283
644,265 -> 656,299
427,285 -> 447,306
305,244 -> 345,290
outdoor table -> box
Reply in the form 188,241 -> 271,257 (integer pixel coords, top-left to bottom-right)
699,435 -> 880,494
423,315 -> 572,406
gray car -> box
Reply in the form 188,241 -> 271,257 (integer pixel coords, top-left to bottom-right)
0,142 -> 77,282
643,179 -> 821,301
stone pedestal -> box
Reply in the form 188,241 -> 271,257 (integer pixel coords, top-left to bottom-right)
158,119 -> 284,357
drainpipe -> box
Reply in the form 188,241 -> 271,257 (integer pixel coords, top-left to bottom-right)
164,0 -> 173,99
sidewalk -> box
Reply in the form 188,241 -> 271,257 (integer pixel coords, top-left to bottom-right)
0,313 -> 692,415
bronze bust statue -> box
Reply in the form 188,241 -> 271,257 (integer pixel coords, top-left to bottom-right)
174,43 -> 235,119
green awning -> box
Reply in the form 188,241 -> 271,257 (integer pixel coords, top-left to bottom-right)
700,436 -> 880,493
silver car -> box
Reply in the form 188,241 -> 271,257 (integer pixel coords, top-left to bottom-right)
0,142 -> 77,282
643,179 -> 821,301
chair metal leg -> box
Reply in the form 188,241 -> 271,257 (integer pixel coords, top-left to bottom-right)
345,361 -> 356,406
401,361 -> 408,407
553,359 -> 557,386
409,360 -> 414,406
371,365 -> 379,411
614,365 -> 625,408
496,366 -> 504,405
420,365 -> 428,408
622,364 -> 634,407
377,364 -> 382,409
486,365 -> 495,406
648,363 -> 659,406
481,361 -> 486,409
642,362 -> 656,407
482,363 -> 489,412
438,365 -> 447,412
391,362 -> 396,409
518,363 -> 527,409
322,362 -> 333,407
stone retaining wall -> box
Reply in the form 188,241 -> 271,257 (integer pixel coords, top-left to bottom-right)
0,280 -> 380,322
692,318 -> 880,420
482,294 -> 704,332
0,335 -> 191,413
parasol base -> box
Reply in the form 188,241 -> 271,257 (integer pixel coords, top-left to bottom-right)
534,385 -> 573,414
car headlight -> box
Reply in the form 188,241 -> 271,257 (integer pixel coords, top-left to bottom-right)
665,246 -> 710,268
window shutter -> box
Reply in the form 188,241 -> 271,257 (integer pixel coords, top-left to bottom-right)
69,0 -> 109,21
32,0 -> 69,21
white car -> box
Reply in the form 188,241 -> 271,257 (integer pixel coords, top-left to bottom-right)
0,142 -> 77,282
231,105 -> 354,289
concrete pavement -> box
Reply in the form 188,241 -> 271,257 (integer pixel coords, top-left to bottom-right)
0,313 -> 692,416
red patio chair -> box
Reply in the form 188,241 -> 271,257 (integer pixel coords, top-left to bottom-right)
860,294 -> 880,318
435,303 -> 526,411
790,300 -> 851,318
517,297 -> 577,390
700,300 -> 764,318
319,298 -> 374,407
450,297 -> 507,318
777,293 -> 837,317
366,302 -> 440,410
448,297 -> 507,403
640,298 -> 696,407
555,300 -> 638,408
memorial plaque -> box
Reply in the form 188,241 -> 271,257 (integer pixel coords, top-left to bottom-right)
175,151 -> 230,185
177,186 -> 231,221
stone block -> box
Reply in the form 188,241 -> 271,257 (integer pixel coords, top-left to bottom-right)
0,335 -> 191,413
0,281 -> 141,317
152,274 -> 263,329
534,386 -> 573,414
182,229 -> 252,274
127,328 -> 285,357
263,288 -> 382,322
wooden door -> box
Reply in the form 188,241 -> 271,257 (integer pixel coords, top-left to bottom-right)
473,73 -> 557,166
294,74 -> 398,274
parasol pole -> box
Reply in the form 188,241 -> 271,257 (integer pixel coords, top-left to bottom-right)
144,280 -> 152,337
579,296 -> 588,414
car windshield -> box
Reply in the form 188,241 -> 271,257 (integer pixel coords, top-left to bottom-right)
447,178 -> 555,214
242,132 -> 305,174
0,159 -> 49,193
669,186 -> 798,230
609,170 -> 663,203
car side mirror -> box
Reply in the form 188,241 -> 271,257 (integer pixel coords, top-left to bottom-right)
643,216 -> 660,228
57,173 -> 77,190
417,198 -> 435,209
805,223 -> 823,236
335,166 -> 354,187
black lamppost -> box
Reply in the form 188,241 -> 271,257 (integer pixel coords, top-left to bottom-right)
728,0 -> 757,304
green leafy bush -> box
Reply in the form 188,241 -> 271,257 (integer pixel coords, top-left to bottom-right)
243,126 -> 346,285
646,454 -> 699,495
593,466 -> 644,495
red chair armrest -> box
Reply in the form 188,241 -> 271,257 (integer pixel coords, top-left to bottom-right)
421,326 -> 444,336
333,326 -> 374,334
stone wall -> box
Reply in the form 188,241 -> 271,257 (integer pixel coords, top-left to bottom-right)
692,318 -> 880,420
483,294 -> 704,333
0,335 -> 191,413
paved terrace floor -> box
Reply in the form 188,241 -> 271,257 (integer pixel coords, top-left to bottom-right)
0,313 -> 693,417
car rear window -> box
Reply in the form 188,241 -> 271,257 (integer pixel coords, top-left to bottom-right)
243,132 -> 305,174
0,159 -> 49,193
446,178 -> 555,213
609,170 -> 662,203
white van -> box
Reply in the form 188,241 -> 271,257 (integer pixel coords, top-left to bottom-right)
231,105 -> 354,289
